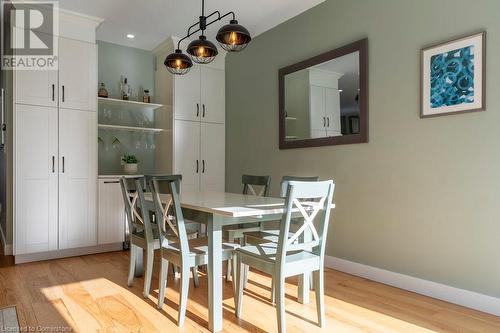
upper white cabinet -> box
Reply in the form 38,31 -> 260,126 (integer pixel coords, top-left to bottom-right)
98,178 -> 125,245
174,66 -> 225,124
15,67 -> 58,108
59,109 -> 97,250
15,104 -> 58,255
201,67 -> 225,124
59,37 -> 97,111
174,65 -> 201,122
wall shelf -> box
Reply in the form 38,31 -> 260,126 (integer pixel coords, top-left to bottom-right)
98,97 -> 163,110
98,124 -> 167,133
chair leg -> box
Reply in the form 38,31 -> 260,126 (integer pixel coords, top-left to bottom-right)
178,266 -> 190,327
310,272 -> 314,290
235,254 -> 244,318
158,258 -> 169,309
313,269 -> 325,327
128,245 -> 137,287
143,247 -> 154,298
226,233 -> 235,281
192,266 -> 200,288
231,255 -> 238,295
243,264 -> 249,289
172,264 -> 179,278
275,273 -> 286,333
271,278 -> 276,305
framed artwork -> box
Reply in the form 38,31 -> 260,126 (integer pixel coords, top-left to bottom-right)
421,31 -> 485,118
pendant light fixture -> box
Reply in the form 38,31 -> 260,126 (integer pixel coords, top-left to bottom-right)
164,0 -> 251,75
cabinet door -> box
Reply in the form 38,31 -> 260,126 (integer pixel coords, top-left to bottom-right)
98,179 -> 125,245
59,108 -> 97,249
15,104 -> 58,254
325,87 -> 342,136
59,37 -> 97,111
309,85 -> 327,138
201,67 -> 225,124
200,122 -> 225,192
174,65 -> 201,122
174,120 -> 200,192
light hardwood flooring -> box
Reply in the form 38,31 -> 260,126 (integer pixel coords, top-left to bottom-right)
0,250 -> 499,332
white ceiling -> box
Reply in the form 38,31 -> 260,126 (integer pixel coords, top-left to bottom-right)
57,0 -> 325,50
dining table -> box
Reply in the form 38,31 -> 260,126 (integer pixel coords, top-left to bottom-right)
135,190 -> 332,332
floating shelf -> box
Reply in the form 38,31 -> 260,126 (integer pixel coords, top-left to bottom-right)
285,135 -> 298,140
98,124 -> 167,133
98,97 -> 163,110
285,117 -> 297,120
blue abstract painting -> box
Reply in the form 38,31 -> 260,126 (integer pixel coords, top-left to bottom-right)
430,45 -> 475,108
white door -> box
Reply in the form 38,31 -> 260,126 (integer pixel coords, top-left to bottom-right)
325,87 -> 342,136
98,178 -> 125,245
174,65 -> 201,122
15,104 -> 58,254
59,37 -> 97,111
174,120 -> 200,192
200,122 -> 225,192
201,67 -> 225,124
309,85 -> 326,138
59,108 -> 97,249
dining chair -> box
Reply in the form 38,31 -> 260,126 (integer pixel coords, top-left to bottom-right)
148,176 -> 239,327
234,180 -> 335,333
242,175 -> 320,302
121,176 -> 199,299
224,174 -> 271,281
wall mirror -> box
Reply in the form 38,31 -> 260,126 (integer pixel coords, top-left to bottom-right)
279,38 -> 368,149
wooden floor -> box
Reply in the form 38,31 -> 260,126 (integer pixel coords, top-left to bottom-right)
0,250 -> 499,332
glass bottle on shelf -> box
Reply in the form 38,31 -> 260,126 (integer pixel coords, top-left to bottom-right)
143,89 -> 151,103
98,82 -> 108,98
121,77 -> 130,100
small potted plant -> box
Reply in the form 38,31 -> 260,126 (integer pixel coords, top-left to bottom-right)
122,154 -> 139,174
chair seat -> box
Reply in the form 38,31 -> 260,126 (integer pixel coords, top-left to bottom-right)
243,230 -> 294,244
236,242 -> 320,266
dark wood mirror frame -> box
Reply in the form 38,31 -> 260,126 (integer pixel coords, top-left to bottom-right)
278,38 -> 369,149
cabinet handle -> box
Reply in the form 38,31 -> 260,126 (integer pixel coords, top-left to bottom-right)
52,84 -> 55,101
202,104 -> 205,118
62,85 -> 65,102
202,159 -> 205,173
196,160 -> 199,173
323,117 -> 326,127
327,117 -> 330,127
62,156 -> 65,173
196,103 -> 199,117
52,156 -> 55,173
1,88 -> 5,147
104,181 -> 120,184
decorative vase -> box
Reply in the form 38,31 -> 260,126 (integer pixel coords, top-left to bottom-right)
123,163 -> 138,175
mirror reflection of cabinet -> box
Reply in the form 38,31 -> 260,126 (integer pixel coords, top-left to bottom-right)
279,38 -> 368,149
309,69 -> 342,138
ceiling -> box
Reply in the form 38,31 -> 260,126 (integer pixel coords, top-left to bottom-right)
57,0 -> 325,50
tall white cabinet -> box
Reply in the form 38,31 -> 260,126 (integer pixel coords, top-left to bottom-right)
13,10 -> 102,261
154,37 -> 226,193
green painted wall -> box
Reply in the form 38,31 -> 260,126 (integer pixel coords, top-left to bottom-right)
97,41 -> 155,100
225,0 -> 500,297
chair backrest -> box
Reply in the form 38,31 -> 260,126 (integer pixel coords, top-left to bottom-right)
120,176 -> 147,237
242,174 -> 271,197
280,175 -> 319,197
148,175 -> 190,259
276,181 -> 335,267
131,178 -> 158,241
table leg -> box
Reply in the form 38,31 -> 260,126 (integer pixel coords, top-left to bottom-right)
207,215 -> 223,332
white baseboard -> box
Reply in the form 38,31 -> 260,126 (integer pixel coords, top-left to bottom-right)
325,256 -> 500,317
0,225 -> 13,255
14,243 -> 123,264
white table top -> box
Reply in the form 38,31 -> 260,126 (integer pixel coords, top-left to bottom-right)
140,191 -> 334,218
